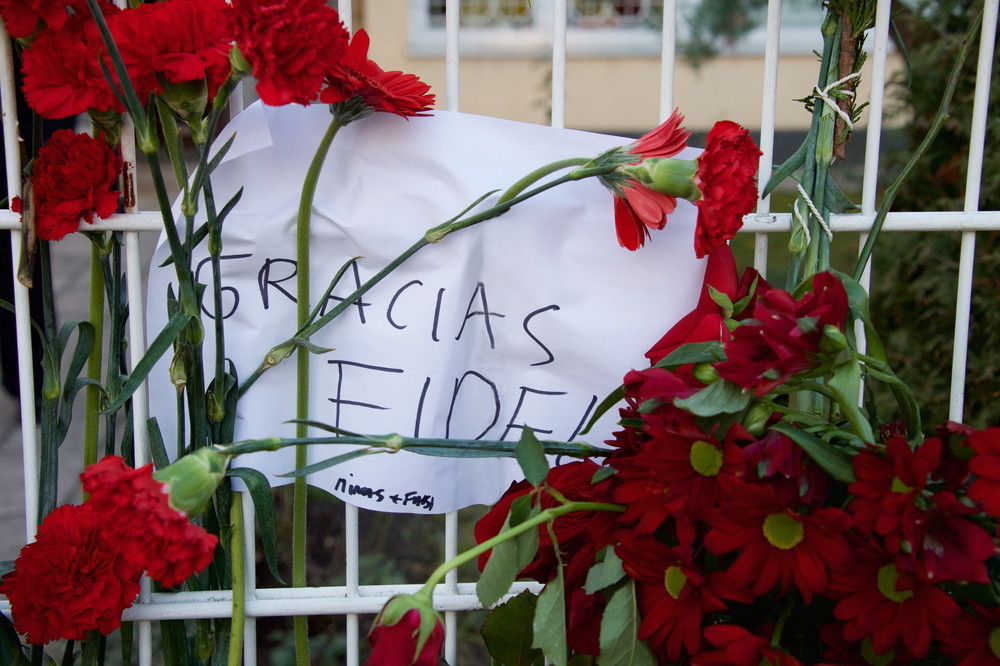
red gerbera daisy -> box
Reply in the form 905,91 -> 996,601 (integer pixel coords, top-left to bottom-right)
967,426 -> 1000,517
692,624 -> 804,666
703,478 -> 851,603
616,535 -> 729,662
610,110 -> 690,250
230,0 -> 349,106
0,503 -> 140,644
320,29 -> 434,119
81,456 -> 218,588
829,541 -> 959,658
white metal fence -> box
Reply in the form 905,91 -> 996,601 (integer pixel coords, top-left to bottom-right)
1,0 -> 997,664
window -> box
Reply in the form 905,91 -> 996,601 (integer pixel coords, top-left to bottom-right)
408,0 -> 827,58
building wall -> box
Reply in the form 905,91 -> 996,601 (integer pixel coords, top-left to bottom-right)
359,0 -> 904,135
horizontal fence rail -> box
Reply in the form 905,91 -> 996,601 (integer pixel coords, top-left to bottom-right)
1,0 -> 997,664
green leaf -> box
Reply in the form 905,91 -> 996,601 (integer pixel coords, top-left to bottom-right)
477,534 -> 520,609
532,569 -> 567,666
828,359 -> 862,410
707,285 -> 733,313
227,467 -> 284,584
761,138 -> 807,199
825,172 -> 858,213
0,560 -> 13,578
674,379 -> 749,416
481,590 -> 543,666
147,417 -> 170,470
516,428 -> 549,486
509,494 -> 541,571
0,613 -> 29,666
577,385 -> 624,436
584,547 -> 625,594
103,311 -> 191,413
277,448 -> 381,477
653,341 -> 726,369
597,580 -> 656,666
772,422 -> 856,482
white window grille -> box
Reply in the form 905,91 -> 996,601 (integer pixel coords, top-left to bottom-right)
1,0 -> 998,664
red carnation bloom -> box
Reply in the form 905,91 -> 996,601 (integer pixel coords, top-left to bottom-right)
703,479 -> 851,603
967,426 -> 1000,516
109,0 -> 233,102
691,120 -> 761,257
0,504 -> 140,644
0,0 -> 85,38
829,543 -> 960,658
616,535 -> 730,662
644,243 -> 768,364
612,407 -> 750,532
81,456 -> 217,588
230,0 -> 349,106
365,607 -> 444,666
26,129 -> 122,241
21,9 -> 123,119
321,29 -> 434,118
693,624 -> 804,666
716,271 -> 849,396
611,110 -> 690,250
940,603 -> 1000,665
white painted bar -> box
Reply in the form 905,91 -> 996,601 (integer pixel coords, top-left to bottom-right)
754,0 -> 783,277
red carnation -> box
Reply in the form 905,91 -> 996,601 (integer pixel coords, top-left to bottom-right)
703,478 -> 851,603
230,0 -> 349,106
109,0 -> 233,102
27,129 -> 122,241
0,0 -> 85,39
321,29 -> 434,119
691,120 -> 761,257
21,9 -> 123,119
0,504 -> 140,644
610,110 -> 690,250
716,271 -> 849,395
966,426 -> 1000,516
81,456 -> 217,588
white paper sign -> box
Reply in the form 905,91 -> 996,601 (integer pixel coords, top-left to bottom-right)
146,104 -> 706,513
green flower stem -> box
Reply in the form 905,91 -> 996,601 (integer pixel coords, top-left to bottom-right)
203,175 -> 227,428
418,500 -> 624,598
293,113 -> 343,666
83,242 -> 105,489
495,157 -> 590,205
102,240 -> 125,458
228,492 -> 245,666
853,7 -> 983,282
790,378 -> 874,443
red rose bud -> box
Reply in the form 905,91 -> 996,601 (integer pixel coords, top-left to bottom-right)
153,447 -> 230,517
365,593 -> 444,666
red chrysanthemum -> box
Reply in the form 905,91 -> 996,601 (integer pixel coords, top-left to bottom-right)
109,0 -> 233,102
0,0 -> 86,38
703,479 -> 851,603
692,624 -> 804,666
230,0 -> 349,106
691,120 -> 761,257
21,9 -> 124,119
612,110 -> 690,250
81,456 -> 217,588
25,129 -> 122,241
0,503 -> 140,644
715,271 -> 849,396
910,491 -> 997,583
940,603 -> 1000,666
612,407 -> 750,532
967,426 -> 1000,516
829,543 -> 960,657
616,535 -> 730,662
320,29 -> 434,118
644,243 -> 768,364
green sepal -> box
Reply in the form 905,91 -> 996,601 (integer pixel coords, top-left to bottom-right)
373,593 -> 443,663
153,447 -> 231,516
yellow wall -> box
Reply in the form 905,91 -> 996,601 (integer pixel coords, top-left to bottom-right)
360,0 -> 902,134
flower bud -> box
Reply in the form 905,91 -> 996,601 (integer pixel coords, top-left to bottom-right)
366,593 -> 444,666
742,402 -> 771,436
169,348 -> 189,390
820,324 -> 849,352
692,363 -> 719,385
161,80 -> 209,136
624,157 -> 699,200
152,447 -> 230,517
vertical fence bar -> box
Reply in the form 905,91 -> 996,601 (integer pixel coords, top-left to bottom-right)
446,0 -> 461,112
346,503 -> 361,665
0,24 -> 39,545
444,511 -> 459,665
658,0 -> 677,119
949,0 -> 998,421
754,0 -> 783,277
551,0 -> 567,128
